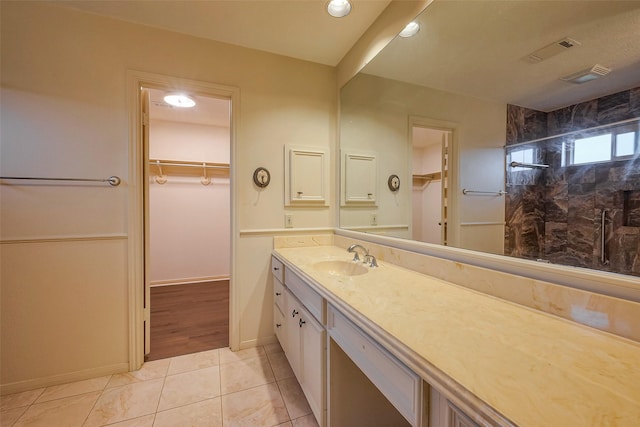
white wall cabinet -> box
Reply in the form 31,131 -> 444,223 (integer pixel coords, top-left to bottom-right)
284,145 -> 329,206
341,151 -> 378,205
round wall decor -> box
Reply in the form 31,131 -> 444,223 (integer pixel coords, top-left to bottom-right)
388,174 -> 400,192
253,167 -> 271,188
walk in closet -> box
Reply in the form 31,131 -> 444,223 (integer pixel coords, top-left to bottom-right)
145,88 -> 231,361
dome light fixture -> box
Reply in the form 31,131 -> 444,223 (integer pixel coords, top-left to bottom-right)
399,21 -> 420,38
327,0 -> 351,18
163,93 -> 196,108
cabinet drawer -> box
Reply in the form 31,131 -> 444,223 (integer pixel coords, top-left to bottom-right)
271,256 -> 284,283
285,269 -> 324,323
328,305 -> 420,426
274,304 -> 285,346
274,278 -> 285,312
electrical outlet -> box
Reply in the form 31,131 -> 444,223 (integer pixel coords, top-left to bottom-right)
370,213 -> 377,226
285,214 -> 293,228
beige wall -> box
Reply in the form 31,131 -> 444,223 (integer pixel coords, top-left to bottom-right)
340,73 -> 506,251
0,2 -> 336,393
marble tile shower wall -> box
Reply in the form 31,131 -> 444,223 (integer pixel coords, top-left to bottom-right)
505,87 -> 640,276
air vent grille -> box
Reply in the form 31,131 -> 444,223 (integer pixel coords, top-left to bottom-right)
561,64 -> 612,84
524,37 -> 580,63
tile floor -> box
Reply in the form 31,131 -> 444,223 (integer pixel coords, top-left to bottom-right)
0,343 -> 319,427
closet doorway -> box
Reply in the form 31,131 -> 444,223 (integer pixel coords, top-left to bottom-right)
411,124 -> 451,246
143,87 -> 231,361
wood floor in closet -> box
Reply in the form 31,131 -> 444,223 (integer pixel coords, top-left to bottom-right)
146,280 -> 229,361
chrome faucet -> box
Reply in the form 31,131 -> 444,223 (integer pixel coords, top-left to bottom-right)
347,244 -> 378,267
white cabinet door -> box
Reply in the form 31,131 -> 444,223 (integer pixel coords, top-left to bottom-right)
284,289 -> 302,377
299,304 -> 325,424
284,145 -> 329,206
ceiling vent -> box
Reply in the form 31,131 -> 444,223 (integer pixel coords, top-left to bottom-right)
524,37 -> 580,63
561,64 -> 612,84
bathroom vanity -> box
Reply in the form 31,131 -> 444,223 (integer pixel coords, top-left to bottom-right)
271,243 -> 640,427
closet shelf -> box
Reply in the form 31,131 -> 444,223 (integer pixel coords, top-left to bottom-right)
150,159 -> 230,178
412,172 -> 441,186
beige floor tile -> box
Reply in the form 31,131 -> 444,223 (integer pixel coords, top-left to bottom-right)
13,391 -> 100,427
0,389 -> 44,411
154,397 -> 222,427
84,378 -> 164,426
103,414 -> 155,426
35,376 -> 110,403
275,422 -> 293,427
106,359 -> 169,388
266,351 -> 295,380
292,413 -> 320,427
277,377 -> 311,420
220,355 -> 275,395
157,366 -> 221,411
167,349 -> 220,376
265,342 -> 284,355
219,346 -> 265,364
1,406 -> 28,426
221,382 -> 289,427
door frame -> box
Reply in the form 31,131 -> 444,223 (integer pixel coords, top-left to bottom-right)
408,116 -> 459,248
126,70 -> 240,370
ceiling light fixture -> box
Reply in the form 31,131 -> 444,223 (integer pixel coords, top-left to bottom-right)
561,64 -> 611,84
399,21 -> 420,38
163,93 -> 196,108
327,0 -> 351,18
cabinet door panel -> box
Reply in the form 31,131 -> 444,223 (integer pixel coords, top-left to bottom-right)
274,305 -> 285,346
284,289 -> 302,377
299,305 -> 325,425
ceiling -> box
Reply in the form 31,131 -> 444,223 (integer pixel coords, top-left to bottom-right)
55,1 -> 640,113
363,1 -> 640,112
56,0 -> 391,66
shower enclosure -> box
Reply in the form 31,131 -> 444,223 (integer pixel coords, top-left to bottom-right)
504,89 -> 640,277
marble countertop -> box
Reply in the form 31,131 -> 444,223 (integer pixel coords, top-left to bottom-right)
273,245 -> 640,427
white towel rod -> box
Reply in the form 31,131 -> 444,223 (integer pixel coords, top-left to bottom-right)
462,188 -> 507,196
0,176 -> 121,186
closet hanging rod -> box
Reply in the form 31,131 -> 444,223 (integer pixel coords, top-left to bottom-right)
462,189 -> 507,196
149,160 -> 229,170
0,176 -> 121,186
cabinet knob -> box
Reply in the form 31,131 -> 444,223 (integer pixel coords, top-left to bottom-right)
291,309 -> 298,318
273,267 -> 280,271
299,318 -> 306,328
276,292 -> 281,296
276,323 -> 282,328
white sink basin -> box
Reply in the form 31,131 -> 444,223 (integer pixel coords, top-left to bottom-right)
313,260 -> 368,277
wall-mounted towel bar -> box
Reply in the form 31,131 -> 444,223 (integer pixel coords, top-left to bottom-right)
509,161 -> 549,169
0,176 -> 121,186
462,189 -> 507,196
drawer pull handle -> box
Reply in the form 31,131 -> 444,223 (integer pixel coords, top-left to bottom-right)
276,292 -> 281,296
276,323 -> 282,328
273,267 -> 280,271
291,309 -> 298,318
299,318 -> 306,328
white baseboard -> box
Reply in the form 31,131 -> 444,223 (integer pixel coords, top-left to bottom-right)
150,276 -> 230,287
238,335 -> 278,351
1,362 -> 129,396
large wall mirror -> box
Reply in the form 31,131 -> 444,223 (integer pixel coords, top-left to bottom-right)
339,1 -> 640,278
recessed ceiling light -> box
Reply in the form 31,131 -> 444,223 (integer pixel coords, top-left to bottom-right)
327,0 -> 351,18
399,21 -> 420,38
163,93 -> 196,108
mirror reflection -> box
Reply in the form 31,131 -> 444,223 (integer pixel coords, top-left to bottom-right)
339,1 -> 640,276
